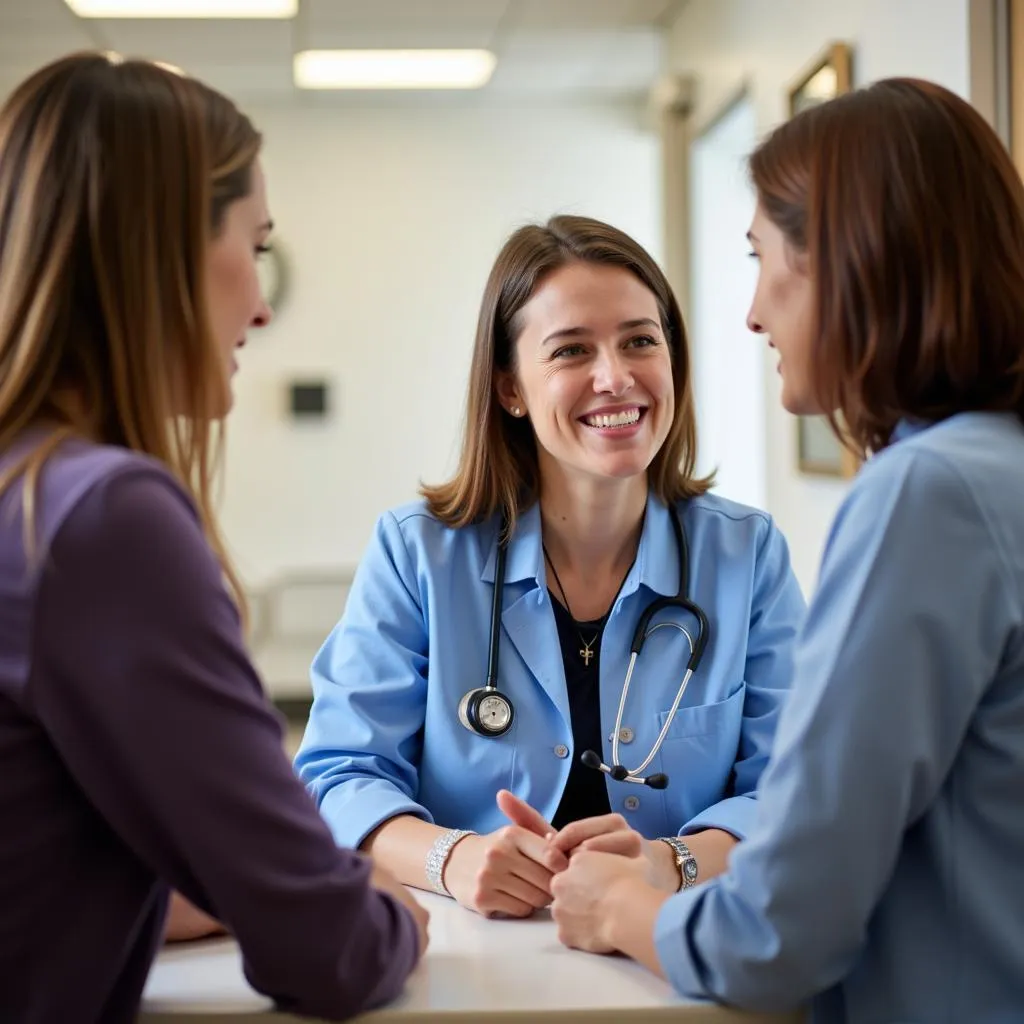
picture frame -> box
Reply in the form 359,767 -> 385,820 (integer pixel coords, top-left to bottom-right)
788,42 -> 852,118
787,43 -> 858,478
796,415 -> 860,478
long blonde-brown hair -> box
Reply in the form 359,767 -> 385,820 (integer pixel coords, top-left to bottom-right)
0,51 -> 261,608
422,215 -> 712,537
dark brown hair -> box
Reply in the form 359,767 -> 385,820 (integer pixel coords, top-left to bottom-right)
0,51 -> 261,605
749,76 -> 1024,455
421,214 -> 711,534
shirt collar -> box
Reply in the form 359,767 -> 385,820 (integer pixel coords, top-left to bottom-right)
890,417 -> 932,444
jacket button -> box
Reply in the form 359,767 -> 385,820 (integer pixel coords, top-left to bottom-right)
624,795 -> 640,811
554,744 -> 569,758
618,727 -> 634,744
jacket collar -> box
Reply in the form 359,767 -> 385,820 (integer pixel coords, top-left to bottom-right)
481,492 -> 682,600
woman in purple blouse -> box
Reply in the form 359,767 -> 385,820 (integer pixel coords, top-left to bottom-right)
0,51 -> 427,1024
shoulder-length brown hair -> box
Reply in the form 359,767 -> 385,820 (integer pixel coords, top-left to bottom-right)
749,77 -> 1024,457
422,214 -> 711,535
0,52 -> 261,608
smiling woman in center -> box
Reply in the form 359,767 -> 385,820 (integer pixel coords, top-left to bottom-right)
295,214 -> 806,919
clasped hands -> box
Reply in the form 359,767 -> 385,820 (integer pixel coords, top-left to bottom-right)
441,789 -> 673,952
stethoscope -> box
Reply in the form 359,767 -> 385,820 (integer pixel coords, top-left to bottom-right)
457,505 -> 709,790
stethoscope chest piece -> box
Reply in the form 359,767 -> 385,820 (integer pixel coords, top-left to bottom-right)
457,530 -> 516,738
458,686 -> 515,737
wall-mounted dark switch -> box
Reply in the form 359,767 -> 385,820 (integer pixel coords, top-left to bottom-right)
289,380 -> 329,419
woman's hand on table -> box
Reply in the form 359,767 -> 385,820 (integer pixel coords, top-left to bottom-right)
493,792 -> 679,899
550,850 -> 669,972
442,791 -> 569,919
547,813 -> 681,892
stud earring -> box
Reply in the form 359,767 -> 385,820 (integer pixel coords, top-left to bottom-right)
511,406 -> 521,417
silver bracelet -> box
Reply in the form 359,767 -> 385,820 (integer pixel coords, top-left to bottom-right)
425,828 -> 475,896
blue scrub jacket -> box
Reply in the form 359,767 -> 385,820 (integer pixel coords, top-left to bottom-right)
296,491 -> 806,846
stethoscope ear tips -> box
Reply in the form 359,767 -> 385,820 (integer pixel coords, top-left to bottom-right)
578,749 -> 669,789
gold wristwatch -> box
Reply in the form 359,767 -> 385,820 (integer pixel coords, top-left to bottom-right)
659,836 -> 698,890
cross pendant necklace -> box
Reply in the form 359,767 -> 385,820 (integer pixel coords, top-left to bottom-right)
543,543 -> 629,669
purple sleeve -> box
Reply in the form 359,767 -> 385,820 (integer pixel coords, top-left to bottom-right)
28,466 -> 419,1021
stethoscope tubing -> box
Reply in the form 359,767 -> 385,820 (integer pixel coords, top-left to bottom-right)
463,503 -> 710,791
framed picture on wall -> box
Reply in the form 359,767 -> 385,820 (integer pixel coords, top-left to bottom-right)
797,415 -> 860,477
788,42 -> 852,117
787,42 -> 857,479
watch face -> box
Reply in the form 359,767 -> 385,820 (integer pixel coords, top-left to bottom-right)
478,694 -> 512,730
683,857 -> 699,883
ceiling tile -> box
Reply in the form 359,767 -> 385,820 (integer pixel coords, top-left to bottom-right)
0,0 -> 669,105
303,0 -> 510,32
298,25 -> 494,50
511,0 -> 666,31
103,19 -> 292,63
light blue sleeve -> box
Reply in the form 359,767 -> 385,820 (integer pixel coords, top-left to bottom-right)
683,518 -> 806,840
294,512 -> 433,849
654,451 -> 1013,1009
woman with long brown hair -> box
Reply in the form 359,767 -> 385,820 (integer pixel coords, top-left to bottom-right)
550,78 -> 1024,1024
0,52 -> 426,1024
296,214 -> 805,919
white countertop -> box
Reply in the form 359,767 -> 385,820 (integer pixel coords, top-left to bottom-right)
140,891 -> 804,1023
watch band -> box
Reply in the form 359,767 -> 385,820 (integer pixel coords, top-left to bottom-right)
658,836 -> 698,890
425,828 -> 475,896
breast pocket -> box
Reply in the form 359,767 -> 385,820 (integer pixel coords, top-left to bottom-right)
657,682 -> 745,740
655,682 -> 746,825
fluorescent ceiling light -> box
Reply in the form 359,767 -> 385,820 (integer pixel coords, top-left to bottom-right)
294,49 -> 497,91
64,0 -> 296,17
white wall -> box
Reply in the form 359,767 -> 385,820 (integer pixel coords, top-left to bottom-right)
689,95 -> 764,510
665,0 -> 971,595
221,100 -> 661,589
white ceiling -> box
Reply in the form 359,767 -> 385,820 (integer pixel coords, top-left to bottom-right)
0,0 -> 688,104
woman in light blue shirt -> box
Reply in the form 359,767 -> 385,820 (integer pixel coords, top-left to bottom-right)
549,79 -> 1024,1023
296,216 -> 806,918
